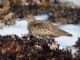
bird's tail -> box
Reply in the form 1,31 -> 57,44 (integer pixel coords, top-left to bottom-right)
67,33 -> 72,36
64,32 -> 72,37
54,28 -> 72,37
59,30 -> 72,37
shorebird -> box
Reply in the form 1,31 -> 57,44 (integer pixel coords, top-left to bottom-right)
24,14 -> 72,39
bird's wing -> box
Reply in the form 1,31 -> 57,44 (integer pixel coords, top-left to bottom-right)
29,21 -> 56,38
29,21 -> 72,38
46,22 -> 72,37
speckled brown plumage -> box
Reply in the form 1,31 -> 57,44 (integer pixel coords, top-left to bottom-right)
24,15 -> 72,39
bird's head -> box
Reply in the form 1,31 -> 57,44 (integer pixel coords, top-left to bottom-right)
24,14 -> 36,23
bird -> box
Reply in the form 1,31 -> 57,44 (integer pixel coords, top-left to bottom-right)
24,14 -> 72,39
